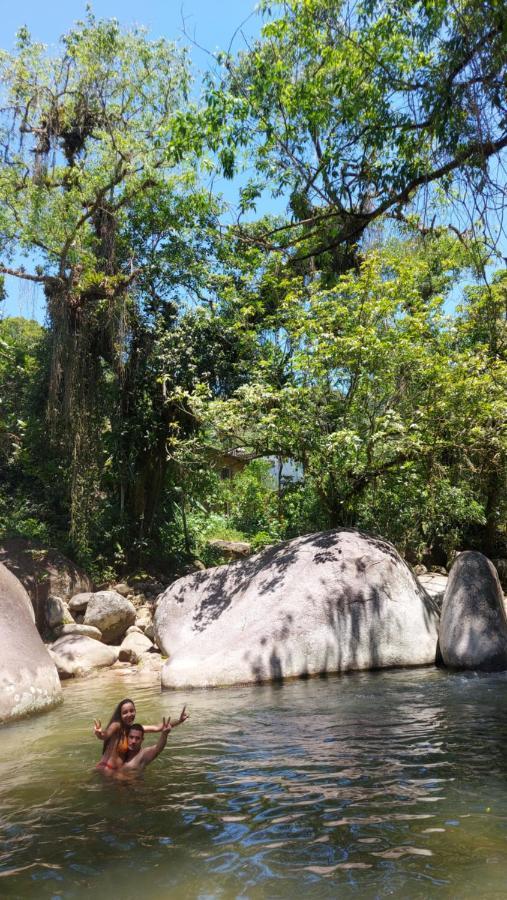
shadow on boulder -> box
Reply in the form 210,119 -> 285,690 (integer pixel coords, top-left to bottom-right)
438,551 -> 507,671
155,529 -> 440,689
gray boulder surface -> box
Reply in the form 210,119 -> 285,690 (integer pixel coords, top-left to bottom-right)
0,538 -> 93,630
438,551 -> 507,671
119,630 -> 154,661
155,529 -> 439,689
52,623 -> 102,641
45,595 -> 74,629
49,634 -> 119,678
417,572 -> 448,609
0,562 -> 62,723
68,592 -> 94,614
83,591 -> 136,643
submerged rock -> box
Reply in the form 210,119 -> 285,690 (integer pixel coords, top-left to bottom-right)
438,551 -> 507,671
155,529 -> 439,689
0,563 -> 62,723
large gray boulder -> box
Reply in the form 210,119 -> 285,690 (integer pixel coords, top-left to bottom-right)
0,538 -> 93,630
0,563 -> 62,723
49,634 -> 119,678
83,590 -> 136,643
155,529 -> 439,689
438,551 -> 507,670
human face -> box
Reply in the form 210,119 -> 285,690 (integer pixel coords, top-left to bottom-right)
127,728 -> 144,754
120,701 -> 136,726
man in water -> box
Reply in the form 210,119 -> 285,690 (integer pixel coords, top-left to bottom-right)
119,705 -> 188,774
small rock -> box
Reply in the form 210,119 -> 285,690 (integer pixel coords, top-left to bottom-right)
53,623 -> 102,641
46,595 -> 74,629
126,625 -> 144,636
431,566 -> 448,576
112,582 -> 131,597
118,647 -> 140,664
119,630 -> 154,656
135,606 -> 152,631
84,591 -> 136,644
208,539 -> 251,559
144,623 -> 155,642
68,592 -> 94,613
50,634 -> 119,678
413,564 -> 427,575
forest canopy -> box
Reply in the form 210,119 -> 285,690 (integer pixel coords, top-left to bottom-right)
0,3 -> 505,578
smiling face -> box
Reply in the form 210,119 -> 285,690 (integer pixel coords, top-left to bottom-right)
127,725 -> 144,755
120,701 -> 136,726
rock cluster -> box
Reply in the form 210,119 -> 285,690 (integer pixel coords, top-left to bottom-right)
3,526 -> 506,726
438,551 -> 507,671
46,581 -> 161,680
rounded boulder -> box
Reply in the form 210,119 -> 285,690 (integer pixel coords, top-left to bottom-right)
438,551 -> 507,671
83,590 -> 136,643
155,529 -> 439,689
49,634 -> 119,678
0,563 -> 62,723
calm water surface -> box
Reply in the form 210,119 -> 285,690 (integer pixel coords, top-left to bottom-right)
1,666 -> 507,899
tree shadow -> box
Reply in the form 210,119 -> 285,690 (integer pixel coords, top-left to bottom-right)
168,529 -> 440,685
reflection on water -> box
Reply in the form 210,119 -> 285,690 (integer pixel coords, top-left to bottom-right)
1,666 -> 507,898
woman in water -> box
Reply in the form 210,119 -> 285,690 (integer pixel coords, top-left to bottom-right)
94,697 -> 187,771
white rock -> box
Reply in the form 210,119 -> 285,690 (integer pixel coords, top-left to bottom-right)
50,634 -> 119,678
119,630 -> 154,658
155,529 -> 440,689
52,623 -> 102,641
68,592 -> 94,613
0,563 -> 62,723
84,591 -> 136,643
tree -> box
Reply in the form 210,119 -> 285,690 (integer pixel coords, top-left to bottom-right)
0,15 -> 210,559
201,231 -> 507,560
210,0 -> 507,267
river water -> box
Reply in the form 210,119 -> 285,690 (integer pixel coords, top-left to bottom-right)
1,665 -> 507,899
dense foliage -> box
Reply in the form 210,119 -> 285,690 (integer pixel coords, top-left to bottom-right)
0,6 -> 505,578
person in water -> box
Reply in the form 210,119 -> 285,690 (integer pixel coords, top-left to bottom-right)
93,697 -> 185,770
119,707 -> 188,775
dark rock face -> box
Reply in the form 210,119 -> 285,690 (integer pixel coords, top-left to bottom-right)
0,563 -> 62,723
155,529 -> 440,689
439,551 -> 507,671
0,539 -> 93,631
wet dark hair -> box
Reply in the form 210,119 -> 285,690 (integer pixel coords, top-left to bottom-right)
103,697 -> 136,753
129,723 -> 144,736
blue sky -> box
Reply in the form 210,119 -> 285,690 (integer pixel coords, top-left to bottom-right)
1,0 -> 266,319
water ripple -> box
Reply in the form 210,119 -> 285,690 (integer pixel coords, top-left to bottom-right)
1,668 -> 507,897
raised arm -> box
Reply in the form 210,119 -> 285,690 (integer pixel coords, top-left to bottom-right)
140,717 -> 172,765
93,719 -> 120,742
144,705 -> 189,733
